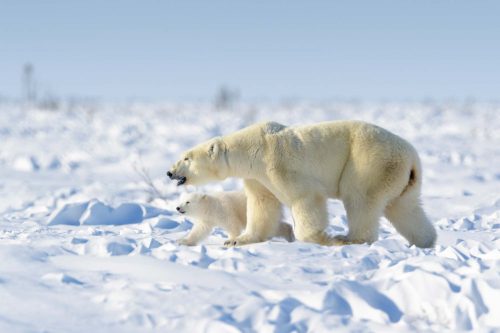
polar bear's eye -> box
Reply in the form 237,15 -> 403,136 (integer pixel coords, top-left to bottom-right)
184,157 -> 189,161
186,201 -> 190,204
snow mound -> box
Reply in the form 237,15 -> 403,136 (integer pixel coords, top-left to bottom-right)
48,200 -> 169,226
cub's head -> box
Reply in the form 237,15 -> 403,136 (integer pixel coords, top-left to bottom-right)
175,192 -> 207,217
167,137 -> 228,186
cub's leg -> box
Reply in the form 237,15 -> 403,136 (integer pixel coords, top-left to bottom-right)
229,179 -> 282,247
178,223 -> 211,246
291,194 -> 335,246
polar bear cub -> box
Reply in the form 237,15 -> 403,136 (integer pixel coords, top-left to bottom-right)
176,191 -> 294,246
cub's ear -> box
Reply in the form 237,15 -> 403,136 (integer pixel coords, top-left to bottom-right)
208,138 -> 223,159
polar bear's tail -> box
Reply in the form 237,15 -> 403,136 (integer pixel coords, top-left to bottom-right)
384,165 -> 437,248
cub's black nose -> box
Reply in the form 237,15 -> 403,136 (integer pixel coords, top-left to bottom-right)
176,206 -> 180,211
167,171 -> 173,178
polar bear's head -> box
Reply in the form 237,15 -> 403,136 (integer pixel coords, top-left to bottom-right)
167,137 -> 228,186
175,192 -> 208,217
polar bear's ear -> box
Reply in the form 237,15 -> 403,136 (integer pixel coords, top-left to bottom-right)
208,138 -> 222,159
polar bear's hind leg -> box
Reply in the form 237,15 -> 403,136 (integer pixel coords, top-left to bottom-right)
337,198 -> 385,245
384,188 -> 437,248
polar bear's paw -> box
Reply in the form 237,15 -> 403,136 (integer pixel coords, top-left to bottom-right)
223,238 -> 238,247
177,238 -> 197,246
224,234 -> 262,247
331,234 -> 367,246
331,235 -> 351,245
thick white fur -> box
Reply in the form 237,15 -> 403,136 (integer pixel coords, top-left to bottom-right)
176,191 -> 294,246
169,121 -> 437,248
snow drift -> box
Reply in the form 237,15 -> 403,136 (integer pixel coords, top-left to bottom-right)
0,101 -> 499,332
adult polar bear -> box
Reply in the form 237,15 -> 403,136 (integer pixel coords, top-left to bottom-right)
167,120 -> 437,248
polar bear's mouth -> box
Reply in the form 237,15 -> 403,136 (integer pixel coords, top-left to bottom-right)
177,177 -> 187,186
176,206 -> 186,214
167,171 -> 187,186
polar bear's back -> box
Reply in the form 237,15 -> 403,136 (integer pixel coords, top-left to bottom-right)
285,120 -> 418,164
340,120 -> 420,171
257,120 -> 420,199
293,120 -> 412,147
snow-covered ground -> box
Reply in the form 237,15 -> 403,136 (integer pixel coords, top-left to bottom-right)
0,101 -> 499,332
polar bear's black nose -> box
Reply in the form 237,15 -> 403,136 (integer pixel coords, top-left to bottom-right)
167,171 -> 173,178
176,206 -> 180,211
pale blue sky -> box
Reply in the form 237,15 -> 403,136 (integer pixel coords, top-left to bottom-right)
0,1 -> 499,102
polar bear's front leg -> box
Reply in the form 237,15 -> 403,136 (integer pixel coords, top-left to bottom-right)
291,194 -> 337,246
178,224 -> 211,246
223,228 -> 244,247
228,179 -> 282,247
